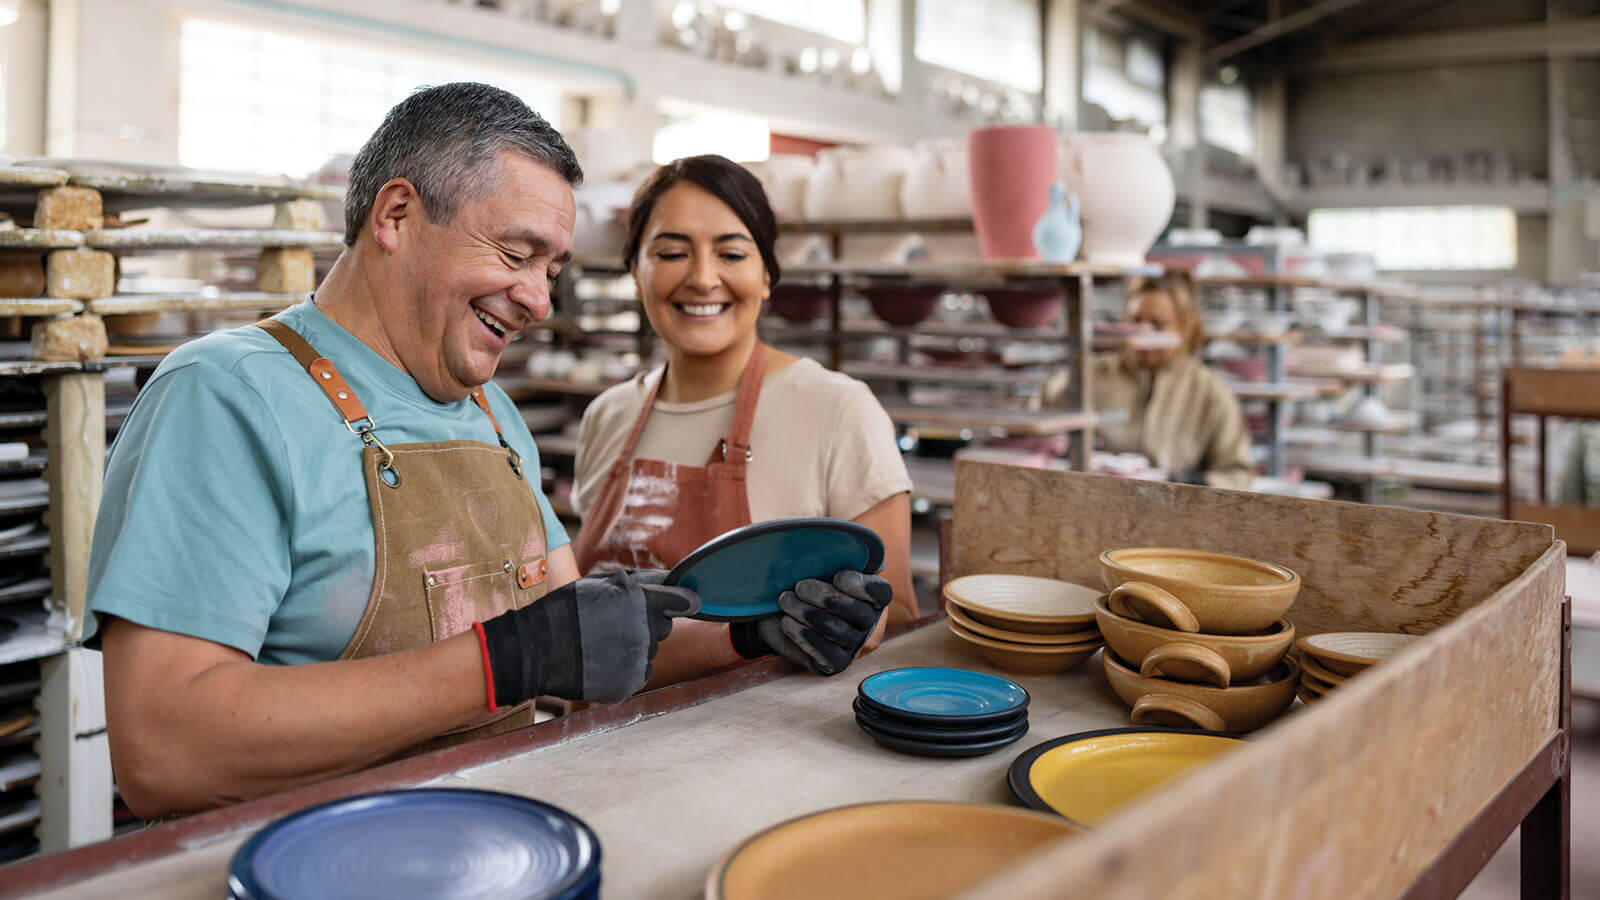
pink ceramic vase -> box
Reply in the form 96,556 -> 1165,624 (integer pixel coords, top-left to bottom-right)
967,125 -> 1058,260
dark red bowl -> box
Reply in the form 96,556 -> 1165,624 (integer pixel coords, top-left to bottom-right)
984,289 -> 1064,328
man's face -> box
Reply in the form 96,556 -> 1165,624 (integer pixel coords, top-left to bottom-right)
390,152 -> 575,402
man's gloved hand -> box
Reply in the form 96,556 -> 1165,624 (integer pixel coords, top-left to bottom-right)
480,569 -> 699,706
729,570 -> 893,675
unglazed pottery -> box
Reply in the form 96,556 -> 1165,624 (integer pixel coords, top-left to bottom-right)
1009,728 -> 1243,826
945,601 -> 1099,646
804,145 -> 918,262
1099,547 -> 1300,635
754,153 -> 814,221
943,574 -> 1102,633
1057,132 -> 1175,265
947,618 -> 1102,676
1093,595 -> 1295,688
1103,651 -> 1301,732
706,801 -> 1080,900
900,139 -> 981,261
1294,650 -> 1350,687
968,125 -> 1057,260
1297,632 -> 1420,676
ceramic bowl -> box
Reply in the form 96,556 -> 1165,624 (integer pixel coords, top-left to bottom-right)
1296,632 -> 1419,677
945,602 -> 1099,647
943,574 -> 1101,634
1103,651 -> 1300,732
1093,595 -> 1294,688
767,283 -> 831,323
947,619 -> 1101,677
863,284 -> 942,327
1099,547 -> 1300,636
983,289 -> 1063,328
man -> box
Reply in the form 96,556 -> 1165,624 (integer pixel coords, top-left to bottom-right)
85,84 -> 702,818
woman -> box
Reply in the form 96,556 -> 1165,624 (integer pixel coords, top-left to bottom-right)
1091,271 -> 1254,490
572,155 -> 916,688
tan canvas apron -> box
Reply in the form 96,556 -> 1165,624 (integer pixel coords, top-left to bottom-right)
571,343 -> 766,575
257,320 -> 549,753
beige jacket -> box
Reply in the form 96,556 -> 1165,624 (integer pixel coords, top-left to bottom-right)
1088,353 -> 1255,490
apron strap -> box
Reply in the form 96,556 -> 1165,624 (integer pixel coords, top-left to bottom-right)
469,386 -> 524,480
719,343 -> 767,464
256,319 -> 376,435
610,366 -> 669,476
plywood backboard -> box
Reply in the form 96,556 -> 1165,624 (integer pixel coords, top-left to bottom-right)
951,462 -> 1554,636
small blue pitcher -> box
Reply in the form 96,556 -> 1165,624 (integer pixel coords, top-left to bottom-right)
1032,182 -> 1082,264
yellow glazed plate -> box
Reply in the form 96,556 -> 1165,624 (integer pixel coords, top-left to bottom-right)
705,801 -> 1080,900
1008,728 -> 1245,827
943,575 -> 1102,630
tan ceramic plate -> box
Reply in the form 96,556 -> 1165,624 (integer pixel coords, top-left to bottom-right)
947,619 -> 1102,676
1296,686 -> 1321,705
705,801 -> 1080,900
943,575 -> 1101,632
945,601 -> 1099,646
1295,651 -> 1349,687
1300,670 -> 1336,695
1298,632 -> 1419,676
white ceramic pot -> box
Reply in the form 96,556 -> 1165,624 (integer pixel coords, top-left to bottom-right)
1057,133 -> 1175,265
753,153 -> 814,222
805,145 -> 918,262
901,139 -> 980,261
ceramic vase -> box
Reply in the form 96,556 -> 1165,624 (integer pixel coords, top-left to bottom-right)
1031,182 -> 1081,264
804,145 -> 919,263
968,125 -> 1058,260
901,139 -> 981,261
754,153 -> 814,222
1057,133 -> 1175,265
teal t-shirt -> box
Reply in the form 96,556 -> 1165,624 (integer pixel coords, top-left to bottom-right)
85,300 -> 569,665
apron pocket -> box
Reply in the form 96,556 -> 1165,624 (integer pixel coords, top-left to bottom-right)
422,558 -> 517,642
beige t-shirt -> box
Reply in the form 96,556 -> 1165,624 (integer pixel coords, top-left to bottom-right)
574,358 -> 913,525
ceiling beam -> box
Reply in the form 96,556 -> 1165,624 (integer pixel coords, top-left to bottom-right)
1086,0 -> 1207,41
1290,19 -> 1600,74
1206,0 -> 1375,63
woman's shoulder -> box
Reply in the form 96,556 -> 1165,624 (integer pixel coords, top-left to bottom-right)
765,356 -> 873,398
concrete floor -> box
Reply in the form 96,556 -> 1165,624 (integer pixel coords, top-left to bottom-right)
1459,700 -> 1598,899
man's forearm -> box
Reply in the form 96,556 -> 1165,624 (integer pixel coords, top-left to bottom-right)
106,622 -> 488,816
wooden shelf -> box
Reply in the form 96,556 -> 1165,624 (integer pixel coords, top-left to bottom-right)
1198,274 -> 1323,289
1220,330 -> 1300,345
1286,363 -> 1416,384
0,298 -> 81,317
1329,416 -> 1417,435
777,217 -> 972,235
1393,460 -> 1501,492
881,404 -> 1096,436
786,259 -> 1161,281
1312,325 -> 1409,343
0,165 -> 68,189
495,375 -> 626,400
1227,381 -> 1325,402
760,317 -> 1179,351
84,229 -> 345,252
0,229 -> 85,249
0,166 -> 341,215
0,608 -> 69,667
842,360 -> 1050,388
1503,367 -> 1600,419
534,433 -> 578,459
88,292 -> 302,316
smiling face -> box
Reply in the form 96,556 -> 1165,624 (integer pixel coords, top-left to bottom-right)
632,182 -> 771,361
386,152 -> 575,401
1125,289 -> 1188,368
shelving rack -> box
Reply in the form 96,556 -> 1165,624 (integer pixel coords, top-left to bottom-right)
1502,366 -> 1600,555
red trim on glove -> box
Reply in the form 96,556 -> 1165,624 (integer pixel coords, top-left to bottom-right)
473,621 -> 498,713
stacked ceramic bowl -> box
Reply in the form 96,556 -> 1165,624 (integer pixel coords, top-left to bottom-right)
941,575 -> 1105,676
854,667 -> 1031,757
1294,632 -> 1420,704
1094,548 -> 1303,732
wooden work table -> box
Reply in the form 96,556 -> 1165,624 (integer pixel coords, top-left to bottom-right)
16,624 -> 1134,899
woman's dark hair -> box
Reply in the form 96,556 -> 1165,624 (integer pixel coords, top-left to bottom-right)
622,154 -> 780,285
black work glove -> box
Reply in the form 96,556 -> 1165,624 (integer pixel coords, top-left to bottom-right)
480,569 -> 699,705
729,570 -> 893,676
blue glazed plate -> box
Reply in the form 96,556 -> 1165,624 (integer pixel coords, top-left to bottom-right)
856,716 -> 1029,757
852,698 -> 1027,743
227,789 -> 600,900
667,518 -> 884,622
857,667 -> 1030,726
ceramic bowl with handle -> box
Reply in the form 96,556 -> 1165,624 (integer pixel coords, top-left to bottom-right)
1099,547 -> 1300,635
1102,651 -> 1300,732
1092,594 -> 1295,688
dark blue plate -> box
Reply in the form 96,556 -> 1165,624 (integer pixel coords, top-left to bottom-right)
857,667 -> 1030,726
227,789 -> 600,900
856,716 -> 1029,757
852,698 -> 1026,743
667,518 -> 885,622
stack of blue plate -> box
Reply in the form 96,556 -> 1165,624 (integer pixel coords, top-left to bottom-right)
854,667 -> 1030,757
227,789 -> 600,900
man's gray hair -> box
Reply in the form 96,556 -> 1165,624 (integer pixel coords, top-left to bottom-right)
343,82 -> 584,245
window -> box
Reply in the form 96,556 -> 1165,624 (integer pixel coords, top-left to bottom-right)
1308,206 -> 1517,271
1201,83 -> 1253,157
715,0 -> 866,44
1083,27 -> 1165,128
914,0 -> 1042,92
178,19 -> 562,179
653,111 -> 770,164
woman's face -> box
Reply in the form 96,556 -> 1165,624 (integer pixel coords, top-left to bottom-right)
633,182 -> 770,360
1124,289 -> 1186,368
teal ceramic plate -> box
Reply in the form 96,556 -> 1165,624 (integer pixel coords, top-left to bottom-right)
667,518 -> 885,622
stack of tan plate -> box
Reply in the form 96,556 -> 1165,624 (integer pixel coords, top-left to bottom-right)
1094,547 -> 1304,732
1295,632 -> 1420,704
941,575 -> 1104,676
